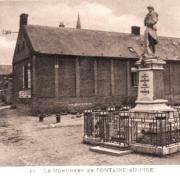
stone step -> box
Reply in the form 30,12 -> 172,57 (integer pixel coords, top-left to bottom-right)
102,142 -> 129,149
89,146 -> 132,156
0,105 -> 11,110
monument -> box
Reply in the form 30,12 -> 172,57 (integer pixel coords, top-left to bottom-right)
130,6 -> 180,156
131,5 -> 174,112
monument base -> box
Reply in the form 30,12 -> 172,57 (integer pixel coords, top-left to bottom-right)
131,143 -> 180,156
130,99 -> 175,113
83,136 -> 101,145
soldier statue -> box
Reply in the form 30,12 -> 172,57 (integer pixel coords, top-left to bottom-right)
144,5 -> 158,56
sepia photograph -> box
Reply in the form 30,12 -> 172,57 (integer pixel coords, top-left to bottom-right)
0,0 -> 180,178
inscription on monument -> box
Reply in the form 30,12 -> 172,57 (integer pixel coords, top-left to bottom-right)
138,70 -> 153,101
140,73 -> 150,95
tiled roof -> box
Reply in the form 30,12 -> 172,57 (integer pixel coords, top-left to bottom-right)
24,25 -> 180,60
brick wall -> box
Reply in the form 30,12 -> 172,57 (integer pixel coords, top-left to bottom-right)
79,58 -> 94,97
163,62 -> 171,95
154,70 -> 165,99
12,59 -> 32,107
13,62 -> 23,98
172,62 -> 180,95
14,55 -> 180,113
163,61 -> 180,104
113,60 -> 127,96
13,60 -> 30,103
97,59 -> 111,96
31,96 -> 128,114
36,55 -> 55,97
58,57 -> 76,97
129,60 -> 138,98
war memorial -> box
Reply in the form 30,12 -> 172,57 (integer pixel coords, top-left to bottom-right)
83,6 -> 180,156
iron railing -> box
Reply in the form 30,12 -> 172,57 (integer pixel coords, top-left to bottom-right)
84,109 -> 180,147
84,109 -> 131,146
131,111 -> 180,147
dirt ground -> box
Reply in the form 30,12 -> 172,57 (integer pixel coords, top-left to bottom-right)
0,108 -> 180,166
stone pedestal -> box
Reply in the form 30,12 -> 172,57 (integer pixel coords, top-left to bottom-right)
131,57 -> 174,112
131,143 -> 180,156
130,56 -> 179,156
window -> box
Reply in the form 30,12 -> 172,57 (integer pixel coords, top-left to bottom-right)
22,62 -> 31,89
131,72 -> 138,87
131,67 -> 138,87
27,63 -> 31,88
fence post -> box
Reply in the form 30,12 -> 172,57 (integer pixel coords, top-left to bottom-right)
39,114 -> 44,122
107,107 -> 115,122
84,110 -> 93,137
155,112 -> 166,147
99,111 -> 109,142
169,122 -> 172,145
56,113 -> 61,123
130,112 -> 137,145
119,111 -> 130,146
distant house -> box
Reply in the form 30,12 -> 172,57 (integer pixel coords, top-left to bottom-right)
12,13 -> 180,114
0,65 -> 13,104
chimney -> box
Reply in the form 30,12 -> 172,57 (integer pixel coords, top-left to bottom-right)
131,26 -> 140,36
59,22 -> 65,28
20,13 -> 28,28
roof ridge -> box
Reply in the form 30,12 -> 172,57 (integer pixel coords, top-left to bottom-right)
26,24 -> 132,36
26,24 -> 180,39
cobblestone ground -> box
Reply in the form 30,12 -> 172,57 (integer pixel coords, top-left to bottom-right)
0,108 -> 180,166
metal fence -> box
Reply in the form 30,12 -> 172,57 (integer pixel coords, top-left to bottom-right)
131,111 -> 180,147
84,109 -> 180,147
84,109 -> 132,147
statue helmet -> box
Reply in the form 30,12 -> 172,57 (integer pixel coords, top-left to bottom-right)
147,5 -> 154,10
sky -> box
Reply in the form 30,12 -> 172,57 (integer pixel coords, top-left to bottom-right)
0,0 -> 180,65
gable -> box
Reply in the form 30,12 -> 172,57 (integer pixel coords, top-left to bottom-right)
13,28 -> 32,64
